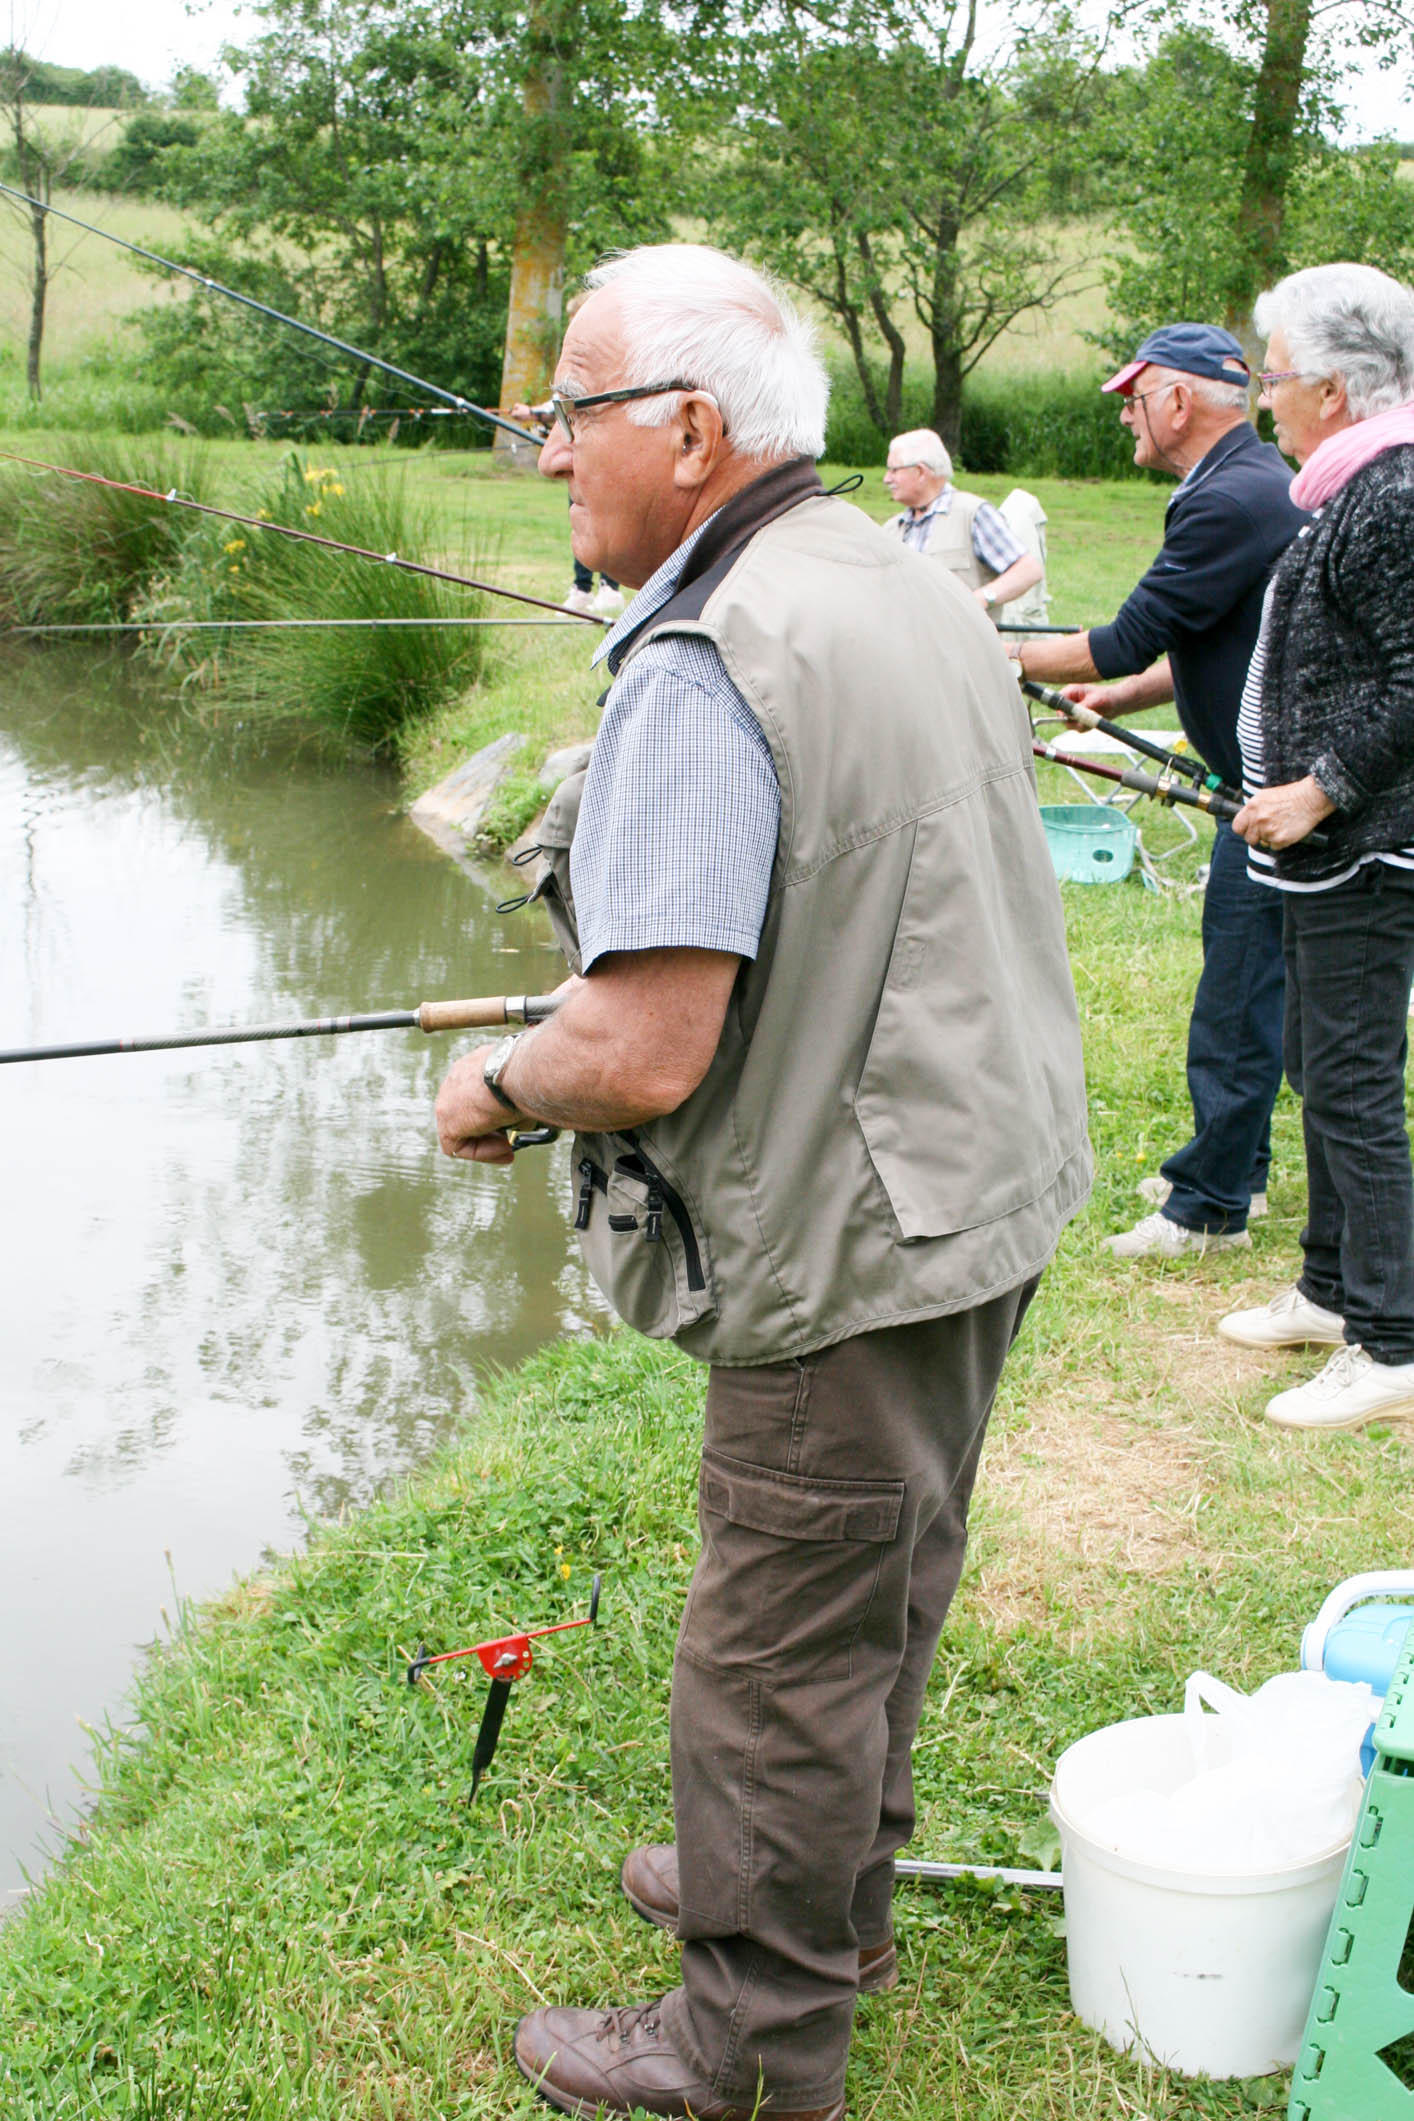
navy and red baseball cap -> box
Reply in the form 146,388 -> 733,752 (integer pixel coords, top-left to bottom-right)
1102,323 -> 1252,395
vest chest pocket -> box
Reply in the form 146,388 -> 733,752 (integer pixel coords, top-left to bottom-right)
572,1139 -> 717,1339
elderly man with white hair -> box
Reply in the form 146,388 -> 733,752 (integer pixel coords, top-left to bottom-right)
881,428 -> 1043,616
433,243 -> 1090,2121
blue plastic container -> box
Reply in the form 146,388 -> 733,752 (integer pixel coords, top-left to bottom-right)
1302,1572 -> 1414,1771
1039,804 -> 1137,886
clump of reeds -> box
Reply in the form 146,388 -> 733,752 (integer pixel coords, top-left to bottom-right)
212,455 -> 489,754
0,438 -> 213,626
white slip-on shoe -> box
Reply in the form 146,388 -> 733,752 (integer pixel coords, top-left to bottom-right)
1138,1173 -> 1267,1219
1265,1344 -> 1414,1431
1218,1285 -> 1346,1349
591,583 -> 625,617
562,585 -> 597,615
1105,1211 -> 1251,1260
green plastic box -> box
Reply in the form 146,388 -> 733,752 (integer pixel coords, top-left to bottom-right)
1039,804 -> 1137,886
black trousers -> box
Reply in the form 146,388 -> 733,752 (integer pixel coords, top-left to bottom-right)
1284,863 -> 1414,1363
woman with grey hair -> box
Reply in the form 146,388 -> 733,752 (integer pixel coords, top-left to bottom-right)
1222,262 -> 1414,1431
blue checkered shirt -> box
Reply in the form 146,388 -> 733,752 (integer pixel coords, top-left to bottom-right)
898,489 -> 1025,574
572,521 -> 781,972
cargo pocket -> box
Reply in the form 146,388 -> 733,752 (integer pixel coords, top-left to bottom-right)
679,1447 -> 904,1682
572,1137 -> 717,1339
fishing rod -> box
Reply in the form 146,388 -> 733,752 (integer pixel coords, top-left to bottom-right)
1032,737 -> 1329,848
1021,676 -> 1236,800
0,991 -> 562,1066
5,616 -> 584,635
0,450 -> 605,626
0,180 -> 540,448
998,623 -> 1081,635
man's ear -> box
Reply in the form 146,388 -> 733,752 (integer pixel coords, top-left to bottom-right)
672,392 -> 728,493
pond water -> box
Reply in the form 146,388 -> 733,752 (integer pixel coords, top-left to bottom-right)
0,651 -> 601,1911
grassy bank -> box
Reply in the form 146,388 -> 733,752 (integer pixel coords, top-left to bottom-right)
2,854 -> 1411,2116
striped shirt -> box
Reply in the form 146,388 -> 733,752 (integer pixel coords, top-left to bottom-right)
1238,560 -> 1414,891
571,519 -> 781,971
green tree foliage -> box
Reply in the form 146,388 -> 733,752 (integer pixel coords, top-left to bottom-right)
0,50 -> 147,106
129,0 -> 674,431
1100,21 -> 1414,353
93,112 -> 202,195
709,0 -> 1109,450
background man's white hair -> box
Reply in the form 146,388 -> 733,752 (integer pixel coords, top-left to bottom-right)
582,245 -> 828,461
1181,371 -> 1252,414
1254,264 -> 1414,421
889,428 -> 953,481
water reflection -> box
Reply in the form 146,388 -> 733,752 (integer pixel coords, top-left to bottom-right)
0,649 -> 604,1906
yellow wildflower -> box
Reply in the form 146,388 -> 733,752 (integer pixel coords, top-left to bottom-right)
559,1562 -> 571,1580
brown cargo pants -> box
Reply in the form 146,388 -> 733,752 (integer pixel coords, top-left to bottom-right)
656,1283 -> 1038,2111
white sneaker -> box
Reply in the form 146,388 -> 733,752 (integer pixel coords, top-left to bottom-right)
1104,1211 -> 1251,1260
1138,1174 -> 1267,1219
1218,1285 -> 1346,1349
562,586 -> 597,615
591,583 -> 625,617
1265,1344 -> 1414,1431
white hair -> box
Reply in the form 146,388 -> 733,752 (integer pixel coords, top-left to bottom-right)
888,428 -> 953,480
1254,264 -> 1414,420
581,245 -> 828,461
1186,373 -> 1252,414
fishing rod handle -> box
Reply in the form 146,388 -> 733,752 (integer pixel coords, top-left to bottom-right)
416,993 -> 563,1033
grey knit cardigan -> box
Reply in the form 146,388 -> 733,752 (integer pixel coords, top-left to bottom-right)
1260,442 -> 1414,884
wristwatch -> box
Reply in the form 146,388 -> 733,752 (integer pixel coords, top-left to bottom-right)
483,1033 -> 521,1111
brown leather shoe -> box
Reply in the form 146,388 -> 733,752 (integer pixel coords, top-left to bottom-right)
514,1999 -> 846,2120
620,1844 -> 898,1994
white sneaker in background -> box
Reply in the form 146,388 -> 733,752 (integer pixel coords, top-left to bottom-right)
1218,1285 -> 1346,1349
591,583 -> 625,617
1137,1173 -> 1267,1219
563,586 -> 597,615
1265,1344 -> 1414,1431
1104,1211 -> 1251,1260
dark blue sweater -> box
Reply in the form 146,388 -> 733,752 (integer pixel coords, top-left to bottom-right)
1089,423 -> 1306,790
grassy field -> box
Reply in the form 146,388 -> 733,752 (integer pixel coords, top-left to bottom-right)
0,882 -> 1409,2118
2,439 -> 1410,2117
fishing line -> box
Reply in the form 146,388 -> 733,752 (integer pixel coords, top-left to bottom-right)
5,617 -> 587,634
0,179 -> 541,447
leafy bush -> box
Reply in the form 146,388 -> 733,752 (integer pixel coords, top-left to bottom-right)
93,112 -> 202,196
823,357 -> 1150,479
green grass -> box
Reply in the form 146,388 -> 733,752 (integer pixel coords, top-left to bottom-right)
0,428 -> 1401,2117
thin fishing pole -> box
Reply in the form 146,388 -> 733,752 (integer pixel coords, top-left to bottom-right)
0,991 -> 563,1066
1021,676 -> 1235,799
1032,738 -> 1330,848
0,179 -> 540,448
0,450 -> 606,626
5,616 -> 586,635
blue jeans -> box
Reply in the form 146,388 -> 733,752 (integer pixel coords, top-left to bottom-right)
1162,821 -> 1287,1235
1284,863 -> 1414,1364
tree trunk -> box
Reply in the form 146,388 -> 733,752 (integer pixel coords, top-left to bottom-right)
927,221 -> 964,454
495,0 -> 573,466
26,194 -> 46,401
1225,0 -> 1314,342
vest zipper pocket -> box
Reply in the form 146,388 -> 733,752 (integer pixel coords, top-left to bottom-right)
615,1146 -> 706,1292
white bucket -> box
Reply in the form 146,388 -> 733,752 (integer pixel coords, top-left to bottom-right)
1050,1713 -> 1351,2078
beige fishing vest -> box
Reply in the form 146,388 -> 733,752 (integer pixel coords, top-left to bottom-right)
884,489 -> 991,593
531,495 -> 1091,1366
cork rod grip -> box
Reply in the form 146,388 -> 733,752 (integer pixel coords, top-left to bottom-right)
416,994 -> 562,1033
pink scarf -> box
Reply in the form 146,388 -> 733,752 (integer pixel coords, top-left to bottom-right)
1290,400 -> 1414,510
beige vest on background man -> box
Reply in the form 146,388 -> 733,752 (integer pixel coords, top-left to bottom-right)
883,489 -> 990,593
534,495 -> 1091,1366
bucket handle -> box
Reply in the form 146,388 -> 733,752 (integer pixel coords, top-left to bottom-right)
1301,1571 -> 1414,1673
1184,1670 -> 1248,1775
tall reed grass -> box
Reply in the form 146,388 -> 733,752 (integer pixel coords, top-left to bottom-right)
823,360 -> 1151,481
0,441 -> 491,753
199,457 -> 490,754
0,437 -> 212,625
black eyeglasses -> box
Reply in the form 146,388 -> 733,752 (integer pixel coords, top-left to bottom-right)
549,379 -> 700,442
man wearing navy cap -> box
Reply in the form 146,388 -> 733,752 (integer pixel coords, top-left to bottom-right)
1015,323 -> 1306,1259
